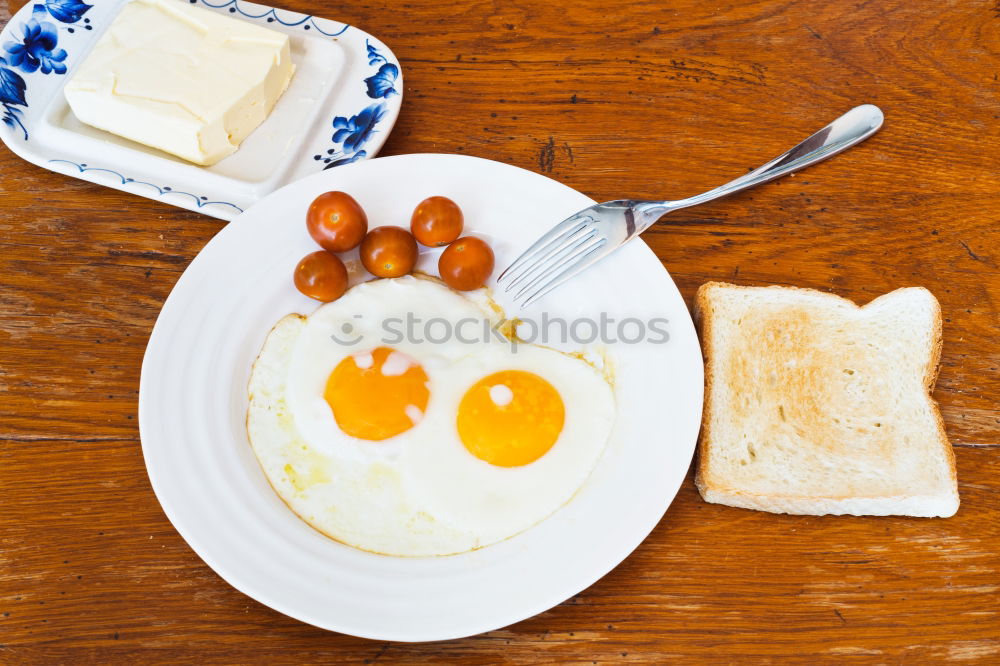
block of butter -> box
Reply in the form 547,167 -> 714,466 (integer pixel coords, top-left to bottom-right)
64,0 -> 294,166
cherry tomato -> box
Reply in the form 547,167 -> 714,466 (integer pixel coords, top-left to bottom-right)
410,196 -> 464,247
359,226 -> 418,278
306,191 -> 368,252
438,236 -> 494,291
294,250 -> 348,302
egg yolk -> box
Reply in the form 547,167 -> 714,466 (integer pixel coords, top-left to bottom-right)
324,347 -> 429,441
457,370 -> 565,467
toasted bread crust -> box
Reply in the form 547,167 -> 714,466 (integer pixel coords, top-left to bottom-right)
694,281 -> 958,517
691,282 -> 718,497
922,289 -> 958,503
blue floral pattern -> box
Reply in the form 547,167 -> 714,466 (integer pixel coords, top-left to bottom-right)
0,1 -> 92,139
43,0 -> 92,24
0,62 -> 28,106
324,150 -> 367,169
315,40 -> 398,169
315,103 -> 386,169
0,58 -> 28,139
363,39 -> 398,99
365,64 -> 398,99
333,103 -> 386,153
4,12 -> 68,75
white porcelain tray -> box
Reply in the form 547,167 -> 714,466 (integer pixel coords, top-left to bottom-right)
0,0 -> 403,220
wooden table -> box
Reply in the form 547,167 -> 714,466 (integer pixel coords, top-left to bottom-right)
2,0 -> 998,662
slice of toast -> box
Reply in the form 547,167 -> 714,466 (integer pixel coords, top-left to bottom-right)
693,282 -> 959,517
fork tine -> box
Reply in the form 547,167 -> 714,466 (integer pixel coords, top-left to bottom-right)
512,234 -> 606,303
510,231 -> 600,301
503,226 -> 596,293
518,240 -> 608,309
497,216 -> 589,284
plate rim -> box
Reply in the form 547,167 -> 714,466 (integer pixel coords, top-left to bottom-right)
138,152 -> 704,641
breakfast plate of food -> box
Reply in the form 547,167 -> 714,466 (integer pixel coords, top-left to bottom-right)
138,153 -> 704,640
0,0 -> 402,219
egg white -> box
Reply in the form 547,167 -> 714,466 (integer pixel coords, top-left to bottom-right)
400,345 -> 615,545
246,276 -> 616,556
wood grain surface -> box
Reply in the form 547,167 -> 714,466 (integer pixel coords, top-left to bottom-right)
2,0 -> 998,662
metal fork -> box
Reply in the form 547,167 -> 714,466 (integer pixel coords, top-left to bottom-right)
497,104 -> 884,308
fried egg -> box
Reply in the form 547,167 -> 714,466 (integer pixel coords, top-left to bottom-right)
247,276 -> 615,556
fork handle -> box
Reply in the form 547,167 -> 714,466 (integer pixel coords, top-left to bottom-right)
633,104 -> 884,231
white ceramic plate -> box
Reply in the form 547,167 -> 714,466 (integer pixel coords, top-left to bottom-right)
138,154 -> 704,641
0,0 -> 402,220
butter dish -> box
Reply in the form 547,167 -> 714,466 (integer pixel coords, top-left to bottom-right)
0,0 -> 403,220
